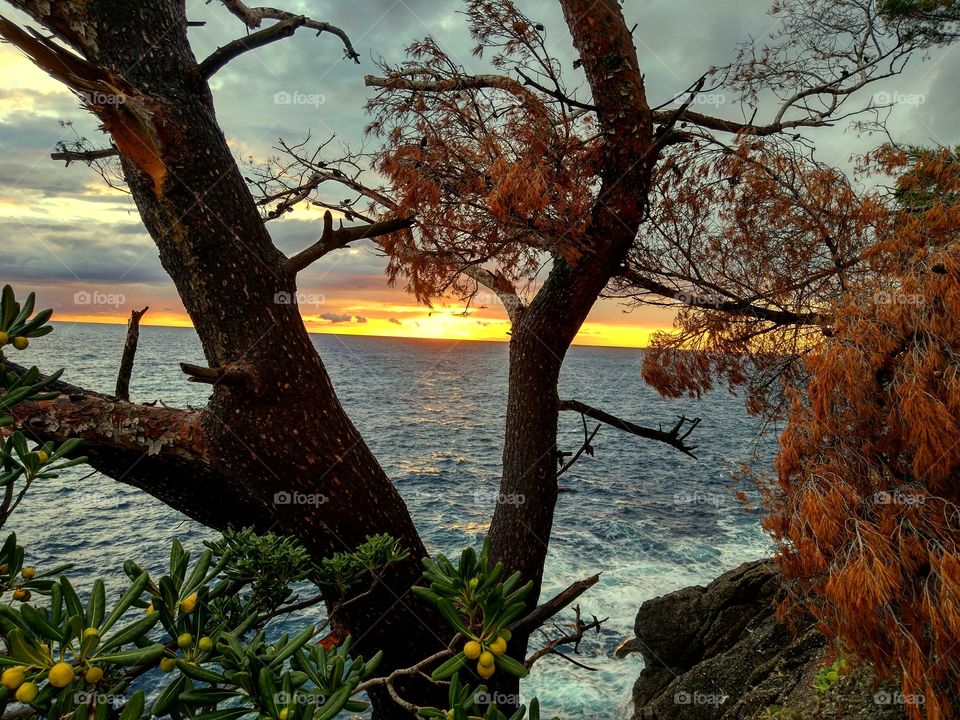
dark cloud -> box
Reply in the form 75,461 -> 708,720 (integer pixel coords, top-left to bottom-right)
355,315 -> 368,323
318,312 -> 354,323
2,0 -> 959,337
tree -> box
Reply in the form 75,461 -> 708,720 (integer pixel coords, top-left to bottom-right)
0,0 -> 951,716
0,287 -> 565,719
764,147 -> 960,719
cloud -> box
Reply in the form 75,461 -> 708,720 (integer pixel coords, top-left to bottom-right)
354,315 -> 368,323
388,317 -> 402,325
319,312 -> 354,323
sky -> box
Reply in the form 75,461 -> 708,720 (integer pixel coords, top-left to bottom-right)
0,0 -> 958,348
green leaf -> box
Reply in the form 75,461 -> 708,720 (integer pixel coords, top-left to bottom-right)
182,549 -> 212,595
175,659 -> 227,684
152,674 -> 187,717
493,653 -> 528,679
435,598 -> 470,637
98,611 -> 159,653
61,578 -> 84,619
101,571 -> 150,635
119,690 -> 145,720
193,709 -> 255,720
178,688 -> 241,705
20,604 -> 61,641
93,643 -> 165,666
430,651 -> 468,681
7,628 -> 51,667
266,625 -> 315,669
87,579 -> 106,628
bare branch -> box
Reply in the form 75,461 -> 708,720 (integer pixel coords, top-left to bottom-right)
558,400 -> 700,458
282,211 -> 415,275
199,14 -> 307,78
460,265 -> 525,323
215,0 -> 360,62
365,72 -> 542,106
525,604 -> 607,669
179,362 -> 261,393
115,306 -> 148,401
557,422 -> 601,479
620,269 -> 827,326
50,146 -> 119,164
510,573 -> 600,636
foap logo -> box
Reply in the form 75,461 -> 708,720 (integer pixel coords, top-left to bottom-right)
673,690 -> 729,706
674,290 -> 724,307
74,290 -> 125,308
874,690 -> 925,706
474,691 -> 521,707
274,291 -> 326,307
873,90 -> 925,107
274,491 -> 327,507
674,490 -> 725,507
873,290 -> 924,305
74,491 -> 122,511
872,490 -> 925,506
274,692 -> 328,706
473,489 -> 525,507
273,91 -> 326,108
76,90 -> 126,106
670,92 -> 727,107
74,692 -> 125,708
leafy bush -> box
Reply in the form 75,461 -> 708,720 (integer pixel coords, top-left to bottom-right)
0,285 -> 550,719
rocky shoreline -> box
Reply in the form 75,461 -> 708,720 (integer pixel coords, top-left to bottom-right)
622,560 -> 907,720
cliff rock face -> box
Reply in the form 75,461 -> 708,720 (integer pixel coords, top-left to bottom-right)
628,560 -> 907,720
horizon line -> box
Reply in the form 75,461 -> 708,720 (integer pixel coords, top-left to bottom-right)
49,317 -> 654,351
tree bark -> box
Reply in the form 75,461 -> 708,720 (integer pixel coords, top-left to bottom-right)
3,0 -> 657,715
485,0 -> 656,706
1,3 -> 444,716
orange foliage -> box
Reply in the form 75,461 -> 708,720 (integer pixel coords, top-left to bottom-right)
768,147 -> 960,718
365,2 -> 599,305
636,138 -> 889,416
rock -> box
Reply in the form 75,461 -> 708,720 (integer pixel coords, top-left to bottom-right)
629,560 -> 906,720
615,636 -> 642,658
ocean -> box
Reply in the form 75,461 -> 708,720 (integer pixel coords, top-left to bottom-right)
9,322 -> 775,718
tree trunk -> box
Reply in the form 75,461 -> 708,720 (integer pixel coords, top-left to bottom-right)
484,0 -> 656,707
3,0 -> 656,716
2,2 -> 445,716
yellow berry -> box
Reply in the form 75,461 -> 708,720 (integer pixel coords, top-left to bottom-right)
279,709 -> 288,720
0,564 -> 8,574
84,667 -> 103,684
0,331 -> 8,345
478,650 -> 495,668
145,603 -> 155,615
20,567 -> 35,580
489,636 -> 507,656
34,451 -> 48,464
177,633 -> 192,648
15,682 -> 38,703
198,636 -> 213,652
179,593 -> 198,615
12,337 -> 28,351
48,662 -> 74,688
463,640 -> 482,660
1,667 -> 25,690
499,628 -> 512,641
477,661 -> 495,679
12,589 -> 30,602
159,657 -> 176,673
